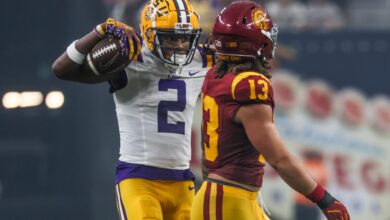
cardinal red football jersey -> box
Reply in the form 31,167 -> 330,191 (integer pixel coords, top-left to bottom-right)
202,67 -> 274,187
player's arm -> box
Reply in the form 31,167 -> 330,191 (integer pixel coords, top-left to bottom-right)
52,18 -> 140,84
52,30 -> 106,84
236,104 -> 317,194
235,104 -> 350,220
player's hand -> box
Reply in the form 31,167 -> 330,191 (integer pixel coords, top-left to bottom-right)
321,200 -> 350,220
306,184 -> 350,220
95,18 -> 141,60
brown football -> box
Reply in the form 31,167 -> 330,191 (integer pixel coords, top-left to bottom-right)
87,37 -> 131,75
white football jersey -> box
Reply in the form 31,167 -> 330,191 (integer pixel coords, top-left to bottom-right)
113,45 -> 210,170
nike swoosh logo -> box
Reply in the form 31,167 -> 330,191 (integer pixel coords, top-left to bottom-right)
188,71 -> 200,76
100,52 -> 119,71
189,186 -> 195,190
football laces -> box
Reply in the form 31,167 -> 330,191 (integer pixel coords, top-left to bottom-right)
92,43 -> 117,59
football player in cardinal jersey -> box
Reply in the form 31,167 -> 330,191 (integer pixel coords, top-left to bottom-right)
52,0 -> 215,219
191,1 -> 350,220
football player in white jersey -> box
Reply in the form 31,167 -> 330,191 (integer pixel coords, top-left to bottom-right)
52,0 -> 215,219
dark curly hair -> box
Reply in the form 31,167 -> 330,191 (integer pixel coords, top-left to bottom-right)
214,56 -> 272,79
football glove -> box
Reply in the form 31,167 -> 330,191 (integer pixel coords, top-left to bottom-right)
94,18 -> 140,60
321,199 -> 350,220
306,184 -> 350,220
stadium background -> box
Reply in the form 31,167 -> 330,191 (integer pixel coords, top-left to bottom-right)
0,0 -> 389,219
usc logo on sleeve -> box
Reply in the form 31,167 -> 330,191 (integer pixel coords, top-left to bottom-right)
231,72 -> 274,105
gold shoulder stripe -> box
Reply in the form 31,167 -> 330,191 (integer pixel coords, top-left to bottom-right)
231,72 -> 271,100
206,55 -> 213,67
258,155 -> 266,164
129,38 -> 135,60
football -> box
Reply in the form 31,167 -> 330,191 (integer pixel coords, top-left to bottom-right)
87,37 -> 131,76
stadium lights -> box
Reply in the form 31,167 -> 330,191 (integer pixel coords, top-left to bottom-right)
45,91 -> 64,109
2,92 -> 20,109
2,91 -> 65,109
20,92 -> 44,108
2,91 -> 43,109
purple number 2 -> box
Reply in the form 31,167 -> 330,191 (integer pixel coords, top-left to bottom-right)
158,79 -> 186,134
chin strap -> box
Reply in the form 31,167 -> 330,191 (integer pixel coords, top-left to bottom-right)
164,63 -> 183,79
175,63 -> 184,75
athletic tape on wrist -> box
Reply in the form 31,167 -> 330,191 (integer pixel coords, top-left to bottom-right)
94,24 -> 105,38
66,40 -> 86,65
317,191 -> 336,209
306,184 -> 326,203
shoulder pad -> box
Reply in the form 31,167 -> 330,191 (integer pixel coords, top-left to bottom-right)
231,72 -> 274,106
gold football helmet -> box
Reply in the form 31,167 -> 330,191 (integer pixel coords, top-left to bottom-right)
141,0 -> 202,66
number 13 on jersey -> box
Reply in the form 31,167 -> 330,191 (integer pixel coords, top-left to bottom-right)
203,75 -> 271,162
203,95 -> 219,161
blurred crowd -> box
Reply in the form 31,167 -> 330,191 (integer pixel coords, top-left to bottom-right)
101,0 -> 390,34
265,0 -> 345,32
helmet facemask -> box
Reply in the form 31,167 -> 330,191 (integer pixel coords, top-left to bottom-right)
259,25 -> 279,60
153,24 -> 202,66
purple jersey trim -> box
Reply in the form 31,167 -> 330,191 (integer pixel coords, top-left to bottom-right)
116,161 -> 195,184
136,32 -> 144,63
197,45 -> 207,68
137,53 -> 144,63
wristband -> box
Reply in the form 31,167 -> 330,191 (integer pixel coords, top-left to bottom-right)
94,24 -> 105,38
66,40 -> 86,65
306,184 -> 326,203
306,184 -> 336,209
317,191 -> 336,209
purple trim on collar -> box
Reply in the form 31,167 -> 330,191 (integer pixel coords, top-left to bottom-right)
137,53 -> 144,63
136,32 -> 144,63
116,161 -> 195,184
